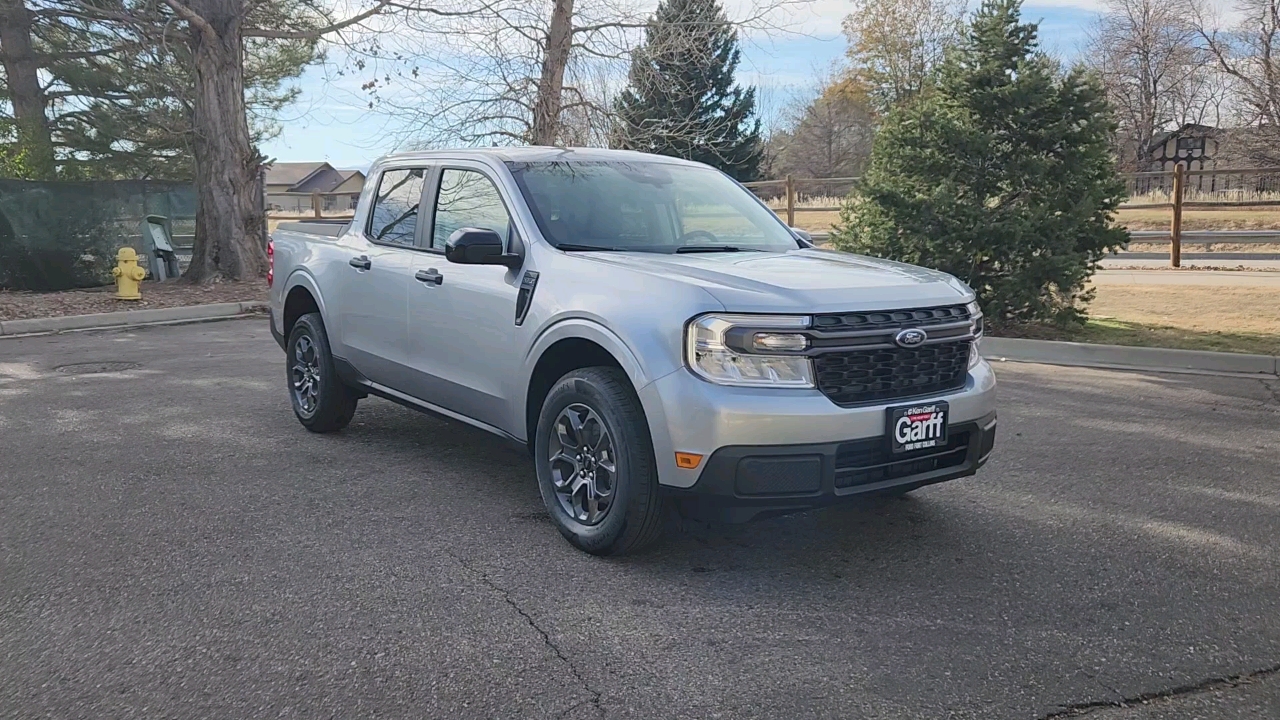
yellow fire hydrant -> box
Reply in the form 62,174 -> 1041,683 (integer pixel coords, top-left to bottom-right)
112,247 -> 146,300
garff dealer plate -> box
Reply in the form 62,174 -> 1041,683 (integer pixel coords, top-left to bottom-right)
887,401 -> 949,454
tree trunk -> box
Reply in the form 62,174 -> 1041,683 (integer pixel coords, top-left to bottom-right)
0,0 -> 54,178
183,3 -> 267,282
530,0 -> 574,145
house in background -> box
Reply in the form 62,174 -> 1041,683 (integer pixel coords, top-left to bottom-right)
265,162 -> 366,214
1144,124 -> 1222,173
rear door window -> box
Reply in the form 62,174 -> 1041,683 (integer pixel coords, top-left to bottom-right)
367,167 -> 427,247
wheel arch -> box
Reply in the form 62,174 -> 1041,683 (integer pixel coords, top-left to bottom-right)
522,320 -> 653,446
281,271 -> 327,339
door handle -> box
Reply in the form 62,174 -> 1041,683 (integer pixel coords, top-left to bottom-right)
415,268 -> 444,286
349,255 -> 371,270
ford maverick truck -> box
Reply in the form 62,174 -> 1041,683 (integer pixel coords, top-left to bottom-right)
269,147 -> 997,555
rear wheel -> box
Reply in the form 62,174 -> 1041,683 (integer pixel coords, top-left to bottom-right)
534,367 -> 664,555
287,312 -> 357,433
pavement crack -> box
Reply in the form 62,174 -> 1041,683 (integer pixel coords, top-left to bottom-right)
446,552 -> 604,719
1262,377 -> 1280,409
1040,662 -> 1280,718
1092,676 -> 1124,700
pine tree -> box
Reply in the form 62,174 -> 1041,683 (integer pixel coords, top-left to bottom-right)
612,0 -> 763,181
831,0 -> 1128,326
0,0 -> 321,180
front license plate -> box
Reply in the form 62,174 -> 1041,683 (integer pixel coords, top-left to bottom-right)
887,401 -> 949,454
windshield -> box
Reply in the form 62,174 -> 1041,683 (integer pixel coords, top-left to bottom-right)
506,160 -> 801,253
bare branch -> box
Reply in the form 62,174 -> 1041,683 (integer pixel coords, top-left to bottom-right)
244,0 -> 391,38
159,0 -> 217,41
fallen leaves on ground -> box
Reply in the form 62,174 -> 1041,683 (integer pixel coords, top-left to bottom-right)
0,280 -> 268,322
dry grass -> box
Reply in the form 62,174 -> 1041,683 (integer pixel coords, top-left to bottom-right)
997,284 -> 1280,356
1116,206 -> 1280,231
770,209 -> 842,233
1125,241 -> 1280,253
754,190 -> 1280,232
785,207 -> 1280,235
1126,188 -> 1280,205
775,202 -> 1280,234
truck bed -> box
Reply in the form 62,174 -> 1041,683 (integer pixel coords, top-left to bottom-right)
274,220 -> 349,238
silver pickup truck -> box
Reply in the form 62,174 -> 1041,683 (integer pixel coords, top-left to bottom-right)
268,147 -> 997,555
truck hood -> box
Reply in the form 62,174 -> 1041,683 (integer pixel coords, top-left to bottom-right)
574,248 -> 973,313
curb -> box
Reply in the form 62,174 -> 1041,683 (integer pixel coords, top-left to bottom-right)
4,303 -> 1276,378
982,337 -> 1279,377
0,301 -> 267,338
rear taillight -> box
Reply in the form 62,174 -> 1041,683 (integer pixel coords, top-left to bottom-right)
267,240 -> 274,287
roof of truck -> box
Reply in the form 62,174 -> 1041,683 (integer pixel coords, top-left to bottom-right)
372,146 -> 703,167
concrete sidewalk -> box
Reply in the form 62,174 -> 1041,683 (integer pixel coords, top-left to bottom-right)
1093,268 -> 1280,286
982,337 -> 1279,377
1101,257 -> 1280,271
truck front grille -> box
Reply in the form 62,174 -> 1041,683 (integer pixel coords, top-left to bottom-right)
813,305 -> 970,333
810,304 -> 973,406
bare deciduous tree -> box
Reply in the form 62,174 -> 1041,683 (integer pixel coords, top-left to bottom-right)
770,77 -> 875,179
1187,0 -> 1280,165
367,0 -> 805,150
363,0 -> 636,148
1084,0 -> 1222,171
841,0 -> 964,114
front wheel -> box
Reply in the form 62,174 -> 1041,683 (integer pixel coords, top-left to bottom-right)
534,367 -> 665,555
286,312 -> 358,433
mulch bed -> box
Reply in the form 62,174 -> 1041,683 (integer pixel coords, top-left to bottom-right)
0,280 -> 268,322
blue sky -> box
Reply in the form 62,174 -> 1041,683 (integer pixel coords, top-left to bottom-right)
260,4 -> 1101,170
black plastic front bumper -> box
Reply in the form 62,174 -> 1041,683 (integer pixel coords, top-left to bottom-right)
666,412 -> 997,523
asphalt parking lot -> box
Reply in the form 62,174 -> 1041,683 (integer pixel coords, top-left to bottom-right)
2,319 -> 1278,719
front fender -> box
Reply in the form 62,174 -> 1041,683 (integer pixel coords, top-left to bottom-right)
521,316 -> 688,480
522,317 -> 656,393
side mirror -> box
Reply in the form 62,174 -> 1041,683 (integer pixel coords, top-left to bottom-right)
445,227 -> 521,268
791,227 -> 813,245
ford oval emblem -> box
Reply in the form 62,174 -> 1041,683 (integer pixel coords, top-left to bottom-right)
894,328 -> 928,348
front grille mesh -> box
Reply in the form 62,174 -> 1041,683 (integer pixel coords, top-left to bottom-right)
815,343 -> 970,406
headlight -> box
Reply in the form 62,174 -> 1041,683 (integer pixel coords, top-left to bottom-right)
686,314 -> 815,387
965,299 -> 984,338
966,299 -> 984,368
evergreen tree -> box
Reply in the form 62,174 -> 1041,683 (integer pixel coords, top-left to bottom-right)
0,0 -> 321,180
612,0 -> 763,181
831,0 -> 1128,326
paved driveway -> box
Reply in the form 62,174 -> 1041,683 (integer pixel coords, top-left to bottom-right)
1,320 -> 1278,719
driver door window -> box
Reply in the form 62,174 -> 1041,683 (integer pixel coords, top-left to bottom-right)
432,169 -> 512,249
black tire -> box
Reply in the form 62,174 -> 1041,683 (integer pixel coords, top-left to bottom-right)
534,367 -> 664,555
286,312 -> 358,433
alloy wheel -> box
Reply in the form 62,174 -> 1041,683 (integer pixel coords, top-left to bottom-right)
291,334 -> 321,415
547,403 -> 617,525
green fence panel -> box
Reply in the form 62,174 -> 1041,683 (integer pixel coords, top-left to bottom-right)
0,180 -> 196,291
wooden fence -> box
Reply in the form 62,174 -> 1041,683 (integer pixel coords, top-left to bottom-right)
1119,166 -> 1280,267
266,190 -> 361,220
742,175 -> 858,226
746,167 -> 1280,268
